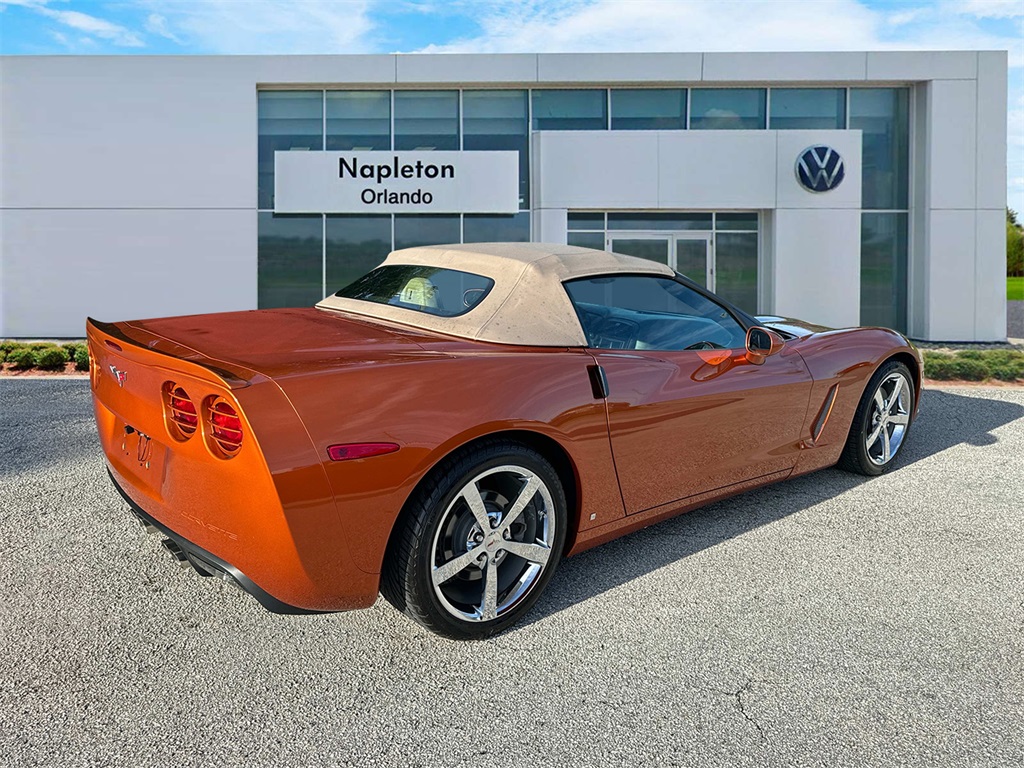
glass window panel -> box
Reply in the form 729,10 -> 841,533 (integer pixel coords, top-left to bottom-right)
464,90 -> 530,208
610,238 -> 670,266
715,213 -> 758,231
325,215 -> 392,293
258,213 -> 323,309
532,90 -> 607,131
714,232 -> 758,313
611,89 -> 686,130
394,214 -> 461,250
568,212 -> 605,230
850,88 -> 910,210
326,91 -> 390,151
609,212 -> 712,230
675,239 -> 708,288
258,91 -> 323,210
568,232 -> 606,250
394,91 -> 459,151
769,88 -> 846,130
860,212 -> 908,332
690,89 -> 766,130
463,213 -> 531,243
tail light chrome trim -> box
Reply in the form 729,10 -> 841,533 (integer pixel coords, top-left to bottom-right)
205,396 -> 243,458
162,383 -> 199,441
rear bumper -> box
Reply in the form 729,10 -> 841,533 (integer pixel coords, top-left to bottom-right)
108,469 -> 322,615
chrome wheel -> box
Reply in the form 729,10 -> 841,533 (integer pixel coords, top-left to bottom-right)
430,464 -> 555,623
864,371 -> 912,466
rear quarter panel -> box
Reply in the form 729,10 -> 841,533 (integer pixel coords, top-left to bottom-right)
274,343 -> 625,575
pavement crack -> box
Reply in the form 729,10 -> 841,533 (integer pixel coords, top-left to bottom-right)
732,678 -> 767,742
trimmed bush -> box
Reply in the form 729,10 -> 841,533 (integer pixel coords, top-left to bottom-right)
29,342 -> 54,352
62,342 -> 82,361
6,348 -> 37,370
74,347 -> 90,372
923,354 -> 957,380
951,358 -> 988,381
954,349 -> 984,361
991,365 -> 1023,382
35,346 -> 69,371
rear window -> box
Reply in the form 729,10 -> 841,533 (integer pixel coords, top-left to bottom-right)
334,265 -> 495,318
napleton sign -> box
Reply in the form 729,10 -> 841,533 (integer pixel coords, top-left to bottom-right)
274,151 -> 519,214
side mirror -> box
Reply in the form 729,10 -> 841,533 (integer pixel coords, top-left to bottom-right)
745,326 -> 785,365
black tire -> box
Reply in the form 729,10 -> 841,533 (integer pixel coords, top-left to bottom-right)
838,359 -> 915,476
380,439 -> 567,640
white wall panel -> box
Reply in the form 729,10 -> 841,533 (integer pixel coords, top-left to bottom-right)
975,52 -> 1008,211
1,209 -> 256,338
975,208 -> 1007,341
657,132 -> 778,209
1,57 -> 256,209
772,209 -> 861,328
927,79 -> 978,210
397,54 -> 536,83
533,132 -> 659,209
537,53 -> 702,83
703,52 -> 866,82
926,210 -> 977,341
775,131 -> 862,209
866,51 -> 977,81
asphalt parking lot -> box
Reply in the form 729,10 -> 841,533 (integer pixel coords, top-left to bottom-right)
1,380 -> 1022,767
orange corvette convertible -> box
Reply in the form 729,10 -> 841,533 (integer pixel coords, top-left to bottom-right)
88,243 -> 921,639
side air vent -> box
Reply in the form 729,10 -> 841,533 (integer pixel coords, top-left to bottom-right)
163,383 -> 198,441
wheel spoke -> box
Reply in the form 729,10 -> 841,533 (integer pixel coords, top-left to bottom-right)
497,475 -> 541,534
887,376 -> 906,412
500,540 -> 551,565
866,421 -> 885,451
460,482 -> 492,532
873,388 -> 886,416
432,549 -> 479,586
479,556 -> 498,621
881,428 -> 892,462
890,413 -> 910,425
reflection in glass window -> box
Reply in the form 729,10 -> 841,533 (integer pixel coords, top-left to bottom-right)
394,91 -> 459,151
394,214 -> 461,250
336,265 -> 494,318
464,90 -> 530,208
326,91 -> 390,151
257,213 -> 323,308
690,89 -> 766,130
769,88 -> 846,130
609,212 -> 712,230
326,215 -> 392,293
564,276 -> 748,351
258,91 -> 323,210
714,232 -> 758,314
568,212 -> 605,230
463,213 -> 531,243
568,232 -> 606,250
611,89 -> 686,130
532,90 -> 607,131
861,212 -> 908,332
715,213 -> 758,231
850,89 -> 909,210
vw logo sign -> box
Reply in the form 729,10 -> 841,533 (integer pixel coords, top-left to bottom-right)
796,145 -> 845,193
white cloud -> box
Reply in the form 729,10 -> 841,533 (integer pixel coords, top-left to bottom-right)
954,0 -> 1024,19
145,13 -> 182,44
137,0 -> 376,54
36,6 -> 144,47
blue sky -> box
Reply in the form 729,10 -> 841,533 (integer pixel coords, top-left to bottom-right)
1,0 -> 1022,210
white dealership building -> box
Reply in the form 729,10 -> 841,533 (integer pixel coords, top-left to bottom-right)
0,50 -> 1008,340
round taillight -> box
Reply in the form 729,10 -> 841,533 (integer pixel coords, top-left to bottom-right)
206,397 -> 243,458
163,383 -> 198,441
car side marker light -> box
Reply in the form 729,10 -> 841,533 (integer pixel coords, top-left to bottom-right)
327,443 -> 400,461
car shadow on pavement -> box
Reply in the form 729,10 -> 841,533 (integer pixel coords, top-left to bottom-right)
522,388 -> 1024,627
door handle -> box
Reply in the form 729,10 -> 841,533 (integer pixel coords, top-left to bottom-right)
587,365 -> 609,399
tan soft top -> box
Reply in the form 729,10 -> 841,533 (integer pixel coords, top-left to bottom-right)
316,242 -> 674,347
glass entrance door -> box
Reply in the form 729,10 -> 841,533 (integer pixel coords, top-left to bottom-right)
609,234 -> 711,287
673,235 -> 711,288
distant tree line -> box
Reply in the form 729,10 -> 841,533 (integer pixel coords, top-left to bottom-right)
1009,208 -> 1023,277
